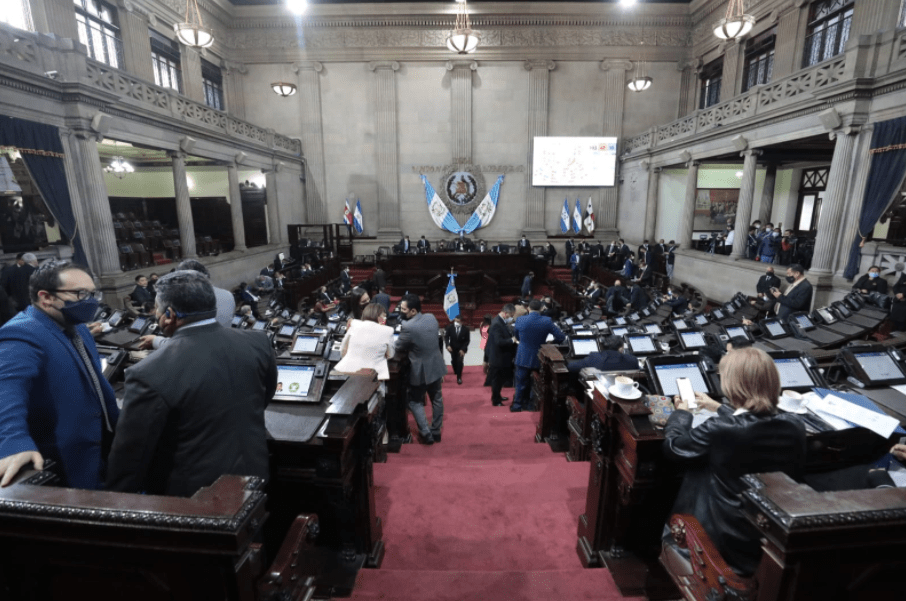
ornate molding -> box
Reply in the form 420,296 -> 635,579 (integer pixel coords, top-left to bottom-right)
446,60 -> 478,71
369,61 -> 400,72
293,61 -> 324,73
600,59 -> 633,73
524,60 -> 556,72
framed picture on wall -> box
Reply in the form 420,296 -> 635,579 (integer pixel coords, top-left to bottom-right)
694,189 -> 739,231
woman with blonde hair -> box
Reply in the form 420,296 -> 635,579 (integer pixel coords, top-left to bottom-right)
663,347 -> 806,576
333,303 -> 395,380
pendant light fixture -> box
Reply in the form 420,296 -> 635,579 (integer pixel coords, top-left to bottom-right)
447,0 -> 480,54
174,0 -> 214,49
104,156 -> 135,179
713,0 -> 755,42
271,64 -> 297,97
627,60 -> 652,93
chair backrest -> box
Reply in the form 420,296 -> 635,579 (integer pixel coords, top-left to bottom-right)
172,239 -> 181,247
133,243 -> 146,253
119,245 -> 133,253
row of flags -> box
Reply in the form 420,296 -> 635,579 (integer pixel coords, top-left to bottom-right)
560,197 -> 595,235
343,198 -> 364,234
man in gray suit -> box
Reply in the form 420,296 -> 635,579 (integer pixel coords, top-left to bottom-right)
395,293 -> 446,445
107,270 -> 277,496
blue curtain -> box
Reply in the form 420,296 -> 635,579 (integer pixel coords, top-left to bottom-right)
843,117 -> 906,280
0,116 -> 88,266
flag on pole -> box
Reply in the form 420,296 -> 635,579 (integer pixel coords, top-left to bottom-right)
343,199 -> 354,226
584,197 -> 595,234
353,199 -> 364,234
443,272 -> 460,320
560,198 -> 570,233
572,198 -> 582,234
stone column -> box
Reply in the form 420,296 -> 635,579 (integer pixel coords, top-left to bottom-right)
116,2 -> 154,81
834,126 -> 875,277
447,60 -> 476,163
719,41 -> 742,103
180,46 -> 204,103
732,149 -> 762,258
600,60 -> 633,230
34,0 -> 79,41
810,126 -> 860,275
169,151 -> 197,258
678,159 -> 700,250
676,60 -> 697,119
294,61 -> 327,224
757,163 -> 778,226
59,129 -> 121,276
644,166 -> 661,242
370,61 -> 402,237
226,162 -> 246,251
265,167 -> 283,245
851,0 -> 903,36
221,61 -> 248,120
524,60 -> 555,237
772,2 -> 807,80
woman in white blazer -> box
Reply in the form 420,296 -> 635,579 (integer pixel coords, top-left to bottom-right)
334,303 -> 395,380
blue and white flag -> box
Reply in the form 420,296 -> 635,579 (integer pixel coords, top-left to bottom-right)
353,199 -> 364,234
419,174 -> 505,234
572,198 -> 582,234
443,273 -> 459,320
560,198 -> 570,233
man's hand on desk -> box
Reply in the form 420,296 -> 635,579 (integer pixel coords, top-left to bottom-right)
0,451 -> 44,487
891,444 -> 906,462
137,335 -> 157,350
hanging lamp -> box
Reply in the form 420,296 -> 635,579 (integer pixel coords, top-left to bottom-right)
174,0 -> 214,48
446,0 -> 480,54
627,60 -> 652,93
713,0 -> 755,42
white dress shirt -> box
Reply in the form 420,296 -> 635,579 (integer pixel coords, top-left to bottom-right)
334,319 -> 396,380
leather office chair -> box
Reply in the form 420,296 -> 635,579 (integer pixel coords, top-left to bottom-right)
132,243 -> 152,267
119,245 -> 138,270
170,238 -> 183,259
660,514 -> 757,601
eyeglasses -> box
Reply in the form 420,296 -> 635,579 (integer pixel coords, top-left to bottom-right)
52,288 -> 103,301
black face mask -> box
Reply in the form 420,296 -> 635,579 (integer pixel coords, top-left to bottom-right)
786,275 -> 796,283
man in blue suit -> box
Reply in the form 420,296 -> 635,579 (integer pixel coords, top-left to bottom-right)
0,261 -> 119,488
512,299 -> 565,412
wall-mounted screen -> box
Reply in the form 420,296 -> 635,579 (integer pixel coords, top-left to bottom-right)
532,137 -> 617,186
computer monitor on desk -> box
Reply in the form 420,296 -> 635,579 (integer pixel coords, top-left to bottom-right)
767,351 -> 825,392
570,337 -> 600,357
273,359 -> 328,403
644,323 -> 662,335
624,334 -> 659,356
722,324 -> 753,344
840,347 -> 906,388
645,355 -> 719,397
677,330 -> 708,352
693,314 -> 709,327
759,318 -> 790,340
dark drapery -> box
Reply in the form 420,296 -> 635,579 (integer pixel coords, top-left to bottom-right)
0,116 -> 88,266
843,117 -> 906,280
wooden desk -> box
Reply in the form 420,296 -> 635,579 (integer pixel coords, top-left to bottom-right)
282,258 -> 340,311
534,345 -> 571,452
265,374 -> 384,597
379,253 -> 547,303
0,473 -> 319,601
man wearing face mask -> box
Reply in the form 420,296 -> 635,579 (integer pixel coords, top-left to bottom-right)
756,223 -> 779,264
0,261 -> 119,489
853,266 -> 888,295
771,264 -> 813,320
106,271 -> 276,496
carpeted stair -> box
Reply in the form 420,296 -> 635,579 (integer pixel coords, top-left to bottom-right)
349,366 -> 637,601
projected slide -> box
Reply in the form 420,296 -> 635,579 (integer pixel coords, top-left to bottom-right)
532,137 -> 618,187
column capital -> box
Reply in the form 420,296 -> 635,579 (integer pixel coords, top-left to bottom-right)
740,149 -> 764,159
167,150 -> 187,161
599,59 -> 633,73
524,60 -> 556,72
829,125 -> 861,140
369,61 -> 400,72
446,60 -> 478,71
221,60 -> 248,76
116,0 -> 148,16
686,160 -> 701,169
676,59 -> 698,72
293,61 -> 323,74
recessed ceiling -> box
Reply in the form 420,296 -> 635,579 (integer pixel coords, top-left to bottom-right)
98,140 -> 216,169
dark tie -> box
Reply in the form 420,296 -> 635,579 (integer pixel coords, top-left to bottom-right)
69,332 -> 113,432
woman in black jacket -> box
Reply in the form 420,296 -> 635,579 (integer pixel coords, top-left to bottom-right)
853,265 -> 889,295
663,347 -> 806,576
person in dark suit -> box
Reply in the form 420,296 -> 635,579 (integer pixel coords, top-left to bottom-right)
107,271 -> 276,497
0,252 -> 37,312
570,251 -> 581,285
340,265 -> 352,293
664,286 -> 689,315
546,242 -> 557,266
629,283 -> 649,311
513,300 -> 566,412
444,315 -> 470,385
0,261 -> 119,489
372,287 -> 391,312
0,286 -> 13,327
617,239 -> 631,265
478,240 -> 488,253
565,239 -> 575,266
853,265 -> 889,295
771,264 -> 812,320
755,267 -> 780,297
131,275 -> 155,308
567,336 -> 639,373
637,259 -> 654,286
665,241 -> 677,280
399,236 -> 411,254
585,282 -> 603,310
891,273 -> 906,332
521,271 -> 534,298
605,240 -> 620,269
372,266 -> 387,291
663,348 -> 806,576
517,235 -> 531,255
487,303 -> 517,406
395,294 -> 446,444
238,282 -> 262,319
579,251 -> 590,277
605,280 -> 629,314
417,235 -> 430,253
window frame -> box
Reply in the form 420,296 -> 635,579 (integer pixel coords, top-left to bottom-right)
1,0 -> 33,31
150,29 -> 183,93
795,167 -> 830,234
73,0 -> 124,69
201,58 -> 225,111
699,58 -> 723,110
802,0 -> 855,68
741,28 -> 776,93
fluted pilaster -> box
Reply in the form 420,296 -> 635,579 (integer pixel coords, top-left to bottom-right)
180,47 -> 205,104
294,61 -> 328,224
678,160 -> 700,250
676,60 -> 697,119
524,59 -> 555,235
116,3 -> 155,81
720,41 -> 742,103
60,130 -> 120,276
851,0 -> 903,37
222,61 -> 248,120
732,150 -> 763,258
811,127 -> 860,275
600,60 -> 632,230
644,166 -> 661,243
39,0 -> 79,41
835,126 -> 875,277
169,151 -> 197,258
227,163 -> 246,251
370,61 -> 401,236
757,163 -> 777,226
446,60 -> 476,163
265,167 -> 283,245
772,3 -> 806,80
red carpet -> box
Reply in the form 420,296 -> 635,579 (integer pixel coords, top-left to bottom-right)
350,366 -> 637,601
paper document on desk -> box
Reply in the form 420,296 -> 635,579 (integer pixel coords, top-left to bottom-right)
888,463 -> 906,487
809,394 -> 900,439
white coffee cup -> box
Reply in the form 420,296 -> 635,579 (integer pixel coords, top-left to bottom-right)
779,390 -> 805,413
614,375 -> 639,397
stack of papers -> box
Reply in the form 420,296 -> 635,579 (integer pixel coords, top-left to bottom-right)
810,389 -> 902,439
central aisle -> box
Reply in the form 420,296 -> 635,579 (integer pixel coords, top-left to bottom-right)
351,366 -> 637,601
